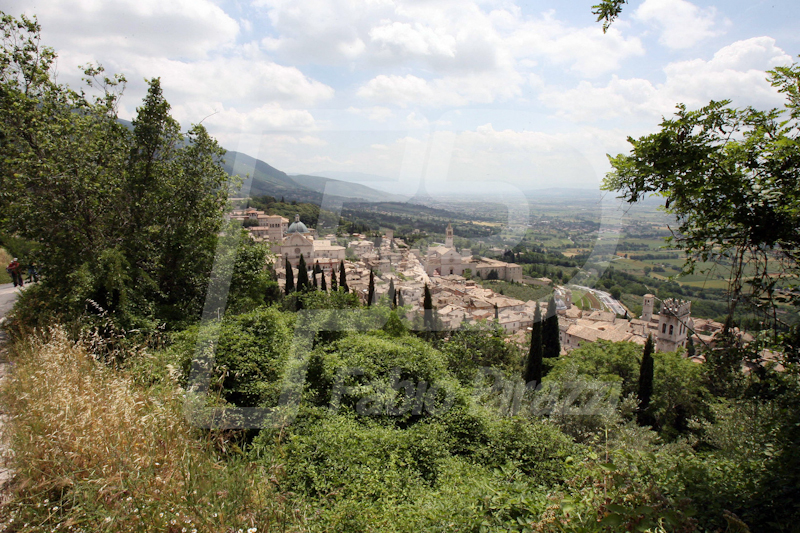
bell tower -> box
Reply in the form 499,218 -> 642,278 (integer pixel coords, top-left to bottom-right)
445,223 -> 454,249
656,298 -> 691,352
642,294 -> 655,322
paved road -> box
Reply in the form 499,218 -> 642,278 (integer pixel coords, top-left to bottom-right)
0,282 -> 19,494
569,284 -> 628,316
0,283 -> 21,320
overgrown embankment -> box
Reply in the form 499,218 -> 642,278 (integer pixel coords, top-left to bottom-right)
0,328 -> 298,533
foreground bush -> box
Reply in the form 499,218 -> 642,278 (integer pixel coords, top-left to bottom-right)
0,327 -> 298,532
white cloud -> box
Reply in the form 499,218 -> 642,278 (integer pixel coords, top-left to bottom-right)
541,38 -> 793,123
347,106 -> 395,122
369,21 -> 457,58
132,57 -> 334,107
16,0 -> 239,59
357,70 -> 523,107
633,0 -> 724,49
508,11 -> 645,77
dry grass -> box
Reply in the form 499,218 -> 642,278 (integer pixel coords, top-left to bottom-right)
0,249 -> 12,284
0,327 -> 304,532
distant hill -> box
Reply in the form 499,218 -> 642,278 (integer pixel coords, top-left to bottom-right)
221,151 -> 404,204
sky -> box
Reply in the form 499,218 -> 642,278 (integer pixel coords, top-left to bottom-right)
7,0 -> 800,196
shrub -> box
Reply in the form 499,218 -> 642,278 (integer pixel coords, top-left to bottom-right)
0,327 -> 297,532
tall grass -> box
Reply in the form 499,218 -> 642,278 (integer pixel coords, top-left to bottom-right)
0,249 -> 12,284
0,327 -> 303,532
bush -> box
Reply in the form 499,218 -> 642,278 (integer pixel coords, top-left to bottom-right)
168,306 -> 295,407
0,327 -> 296,532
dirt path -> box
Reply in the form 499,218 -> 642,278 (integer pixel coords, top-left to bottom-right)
0,282 -> 21,496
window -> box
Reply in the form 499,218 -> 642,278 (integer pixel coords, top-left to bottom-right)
662,323 -> 667,334
669,324 -> 674,335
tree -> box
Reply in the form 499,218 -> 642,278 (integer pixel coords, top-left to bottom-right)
423,284 -> 434,332
321,269 -> 327,292
542,297 -> 560,358
0,15 -> 230,329
610,286 -> 622,301
603,63 -> 800,329
367,269 -> 375,307
339,260 -> 348,293
284,257 -> 295,295
330,266 -> 338,291
524,303 -> 543,384
494,303 -> 499,321
296,255 -> 309,292
637,335 -> 655,426
388,279 -> 396,308
592,0 -> 628,32
486,269 -> 499,281
687,335 -> 696,358
397,289 -> 405,308
314,261 -> 322,286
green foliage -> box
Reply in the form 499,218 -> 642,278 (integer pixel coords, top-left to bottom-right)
603,63 -> 800,325
542,297 -> 560,358
227,239 -> 272,314
382,310 -> 408,337
296,254 -> 309,292
439,321 -> 521,384
168,306 -> 295,407
524,303 -> 543,384
548,341 -> 709,439
284,256 -> 294,294
0,15 -> 230,332
637,335 -> 655,426
367,268 -> 375,307
303,333 -> 457,418
592,0 -> 627,32
339,259 -> 348,292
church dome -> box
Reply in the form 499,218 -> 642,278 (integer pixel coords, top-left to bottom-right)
287,214 -> 308,234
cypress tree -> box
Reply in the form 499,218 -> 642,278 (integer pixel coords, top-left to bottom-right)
397,289 -> 404,307
423,284 -> 434,331
330,266 -> 338,291
524,303 -> 543,385
686,335 -> 695,357
296,254 -> 309,292
321,269 -> 327,292
494,303 -> 499,321
542,297 -> 560,358
339,260 -> 348,292
367,269 -> 375,307
312,268 -> 318,289
312,261 -> 321,290
284,257 -> 295,295
637,334 -> 655,426
388,279 -> 396,308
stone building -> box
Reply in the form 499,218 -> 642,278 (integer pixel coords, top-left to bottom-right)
277,214 -> 346,272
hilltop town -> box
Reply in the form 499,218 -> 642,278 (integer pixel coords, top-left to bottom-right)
231,207 -> 733,357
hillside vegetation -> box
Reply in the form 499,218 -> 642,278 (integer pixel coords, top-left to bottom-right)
0,13 -> 799,533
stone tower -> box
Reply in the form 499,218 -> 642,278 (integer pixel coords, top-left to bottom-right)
641,294 -> 655,322
445,223 -> 454,249
656,298 -> 691,352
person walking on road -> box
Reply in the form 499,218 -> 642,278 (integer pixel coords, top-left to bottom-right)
26,262 -> 38,283
6,259 -> 23,288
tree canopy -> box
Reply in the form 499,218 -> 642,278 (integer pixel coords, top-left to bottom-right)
0,14 -> 231,330
603,62 -> 800,333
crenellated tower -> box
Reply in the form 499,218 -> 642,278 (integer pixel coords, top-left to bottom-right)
656,298 -> 691,352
